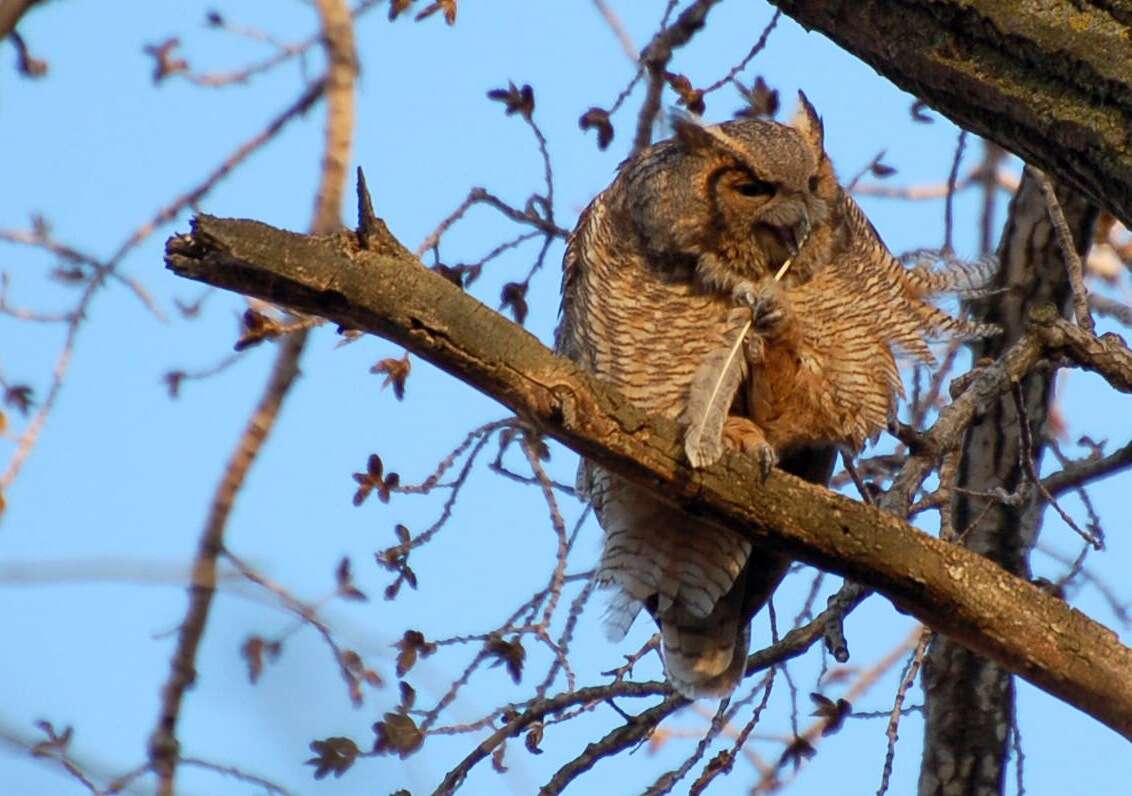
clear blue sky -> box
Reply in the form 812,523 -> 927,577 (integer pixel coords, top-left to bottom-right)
2,2 -> 1129,794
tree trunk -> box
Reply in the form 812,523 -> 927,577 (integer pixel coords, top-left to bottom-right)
919,169 -> 1097,794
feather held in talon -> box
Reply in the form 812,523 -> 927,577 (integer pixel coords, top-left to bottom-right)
556,99 -> 999,698
683,307 -> 753,468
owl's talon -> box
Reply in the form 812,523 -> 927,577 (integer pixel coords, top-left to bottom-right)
754,305 -> 786,334
733,280 -> 792,339
732,281 -> 758,308
751,443 -> 777,482
722,416 -> 777,480
750,282 -> 791,338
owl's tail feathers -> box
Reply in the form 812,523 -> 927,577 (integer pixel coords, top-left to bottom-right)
662,611 -> 750,698
603,588 -> 643,642
660,550 -> 790,699
601,579 -> 751,697
592,470 -> 788,697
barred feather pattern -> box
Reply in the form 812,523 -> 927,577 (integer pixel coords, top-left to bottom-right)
744,195 -> 997,453
558,198 -> 780,697
556,113 -> 994,698
902,249 -> 1000,299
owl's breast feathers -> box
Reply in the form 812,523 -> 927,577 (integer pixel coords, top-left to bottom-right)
558,197 -> 735,419
555,112 -> 995,699
558,190 -> 793,698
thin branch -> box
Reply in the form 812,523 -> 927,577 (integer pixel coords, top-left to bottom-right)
1035,168 -> 1095,332
223,551 -> 372,705
538,695 -> 687,796
876,629 -> 931,796
1089,293 -> 1132,327
431,683 -> 671,796
942,129 -> 968,253
147,331 -> 308,794
149,2 -> 356,791
1041,437 -> 1132,499
701,10 -> 781,94
634,0 -> 723,152
1012,386 -> 1101,549
0,78 -> 327,495
179,756 -> 292,796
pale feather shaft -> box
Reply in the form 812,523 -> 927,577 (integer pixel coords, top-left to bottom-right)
683,306 -> 752,468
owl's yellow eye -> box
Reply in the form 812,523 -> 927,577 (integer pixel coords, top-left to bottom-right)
733,179 -> 776,198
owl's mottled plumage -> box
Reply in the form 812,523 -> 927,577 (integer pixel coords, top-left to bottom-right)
556,96 -> 990,697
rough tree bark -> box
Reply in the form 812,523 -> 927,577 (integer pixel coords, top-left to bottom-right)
163,208 -> 1132,742
0,0 -> 42,40
767,0 -> 1132,229
919,171 -> 1097,795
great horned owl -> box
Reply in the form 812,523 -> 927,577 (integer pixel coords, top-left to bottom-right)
557,95 -> 989,697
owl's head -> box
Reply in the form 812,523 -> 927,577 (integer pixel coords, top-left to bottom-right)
621,92 -> 837,292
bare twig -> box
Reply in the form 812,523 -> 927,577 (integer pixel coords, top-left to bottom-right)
179,756 -> 292,795
643,698 -> 732,796
148,2 -> 356,791
1036,169 -> 1095,332
0,78 -> 327,496
876,628 -> 931,796
688,672 -> 776,794
148,331 -> 308,794
1089,294 -> 1132,327
223,551 -> 374,705
1012,386 -> 1102,549
634,0 -> 723,152
942,129 -> 968,253
432,683 -> 672,796
415,187 -> 568,258
701,10 -> 781,94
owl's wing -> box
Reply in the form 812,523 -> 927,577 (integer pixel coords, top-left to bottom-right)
785,262 -> 904,450
835,199 -> 999,348
781,223 -> 997,451
555,197 -> 600,360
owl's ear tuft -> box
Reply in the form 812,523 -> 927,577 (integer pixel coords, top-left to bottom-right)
792,91 -> 824,155
671,110 -> 718,153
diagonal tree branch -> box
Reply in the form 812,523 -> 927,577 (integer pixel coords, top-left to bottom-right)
0,0 -> 43,41
163,205 -> 1132,742
766,0 -> 1132,228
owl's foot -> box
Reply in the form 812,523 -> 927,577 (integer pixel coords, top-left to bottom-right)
723,416 -> 777,481
733,280 -> 792,340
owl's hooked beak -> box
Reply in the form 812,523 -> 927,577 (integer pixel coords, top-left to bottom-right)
758,209 -> 811,276
772,211 -> 812,281
783,210 -> 811,259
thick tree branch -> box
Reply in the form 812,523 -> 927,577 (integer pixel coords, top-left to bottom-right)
0,0 -> 42,41
766,0 -> 1132,228
165,211 -> 1132,741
